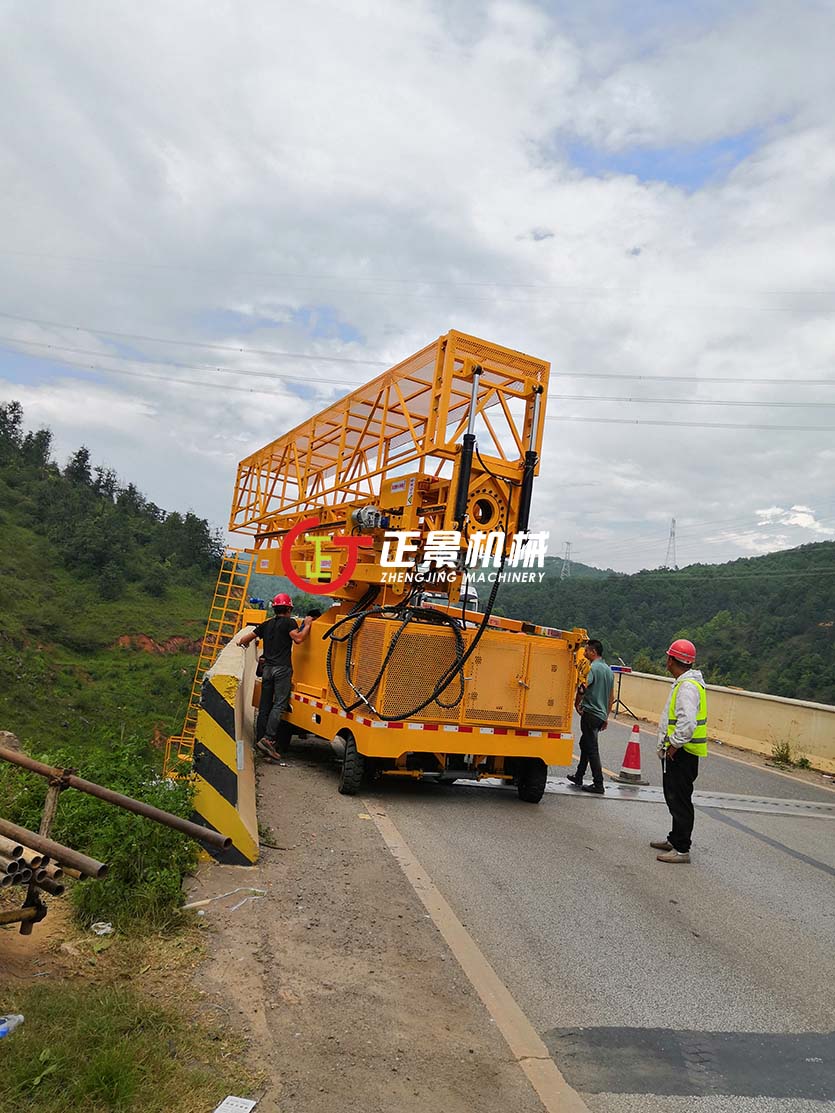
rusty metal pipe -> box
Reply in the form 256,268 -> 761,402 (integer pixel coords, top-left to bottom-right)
44,863 -> 64,881
0,834 -> 24,859
0,818 -> 107,878
18,847 -> 45,869
0,854 -> 20,875
16,867 -> 32,883
0,745 -> 231,851
35,875 -> 65,897
0,906 -> 38,925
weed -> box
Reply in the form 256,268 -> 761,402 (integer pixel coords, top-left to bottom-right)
770,738 -> 793,765
0,981 -> 253,1113
795,755 -> 811,770
0,740 -> 197,933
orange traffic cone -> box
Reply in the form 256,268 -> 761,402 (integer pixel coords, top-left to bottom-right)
611,723 -> 649,785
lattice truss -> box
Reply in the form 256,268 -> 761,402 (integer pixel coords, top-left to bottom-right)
229,331 -> 550,548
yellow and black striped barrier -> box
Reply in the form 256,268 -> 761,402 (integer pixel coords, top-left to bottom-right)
192,646 -> 259,865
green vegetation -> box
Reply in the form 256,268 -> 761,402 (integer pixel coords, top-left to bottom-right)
0,980 -> 252,1113
770,738 -> 794,765
0,401 -> 220,930
496,544 -> 835,705
770,738 -> 813,769
0,400 -> 219,754
0,741 -> 197,932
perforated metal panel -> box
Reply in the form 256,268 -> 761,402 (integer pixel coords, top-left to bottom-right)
327,617 -> 387,708
523,640 -> 574,731
350,619 -> 388,695
463,636 -> 527,725
453,333 -> 548,386
375,624 -> 461,721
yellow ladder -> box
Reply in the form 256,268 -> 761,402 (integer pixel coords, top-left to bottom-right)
164,548 -> 255,776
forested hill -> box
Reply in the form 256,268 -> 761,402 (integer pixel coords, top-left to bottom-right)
0,400 -> 219,751
496,543 -> 835,705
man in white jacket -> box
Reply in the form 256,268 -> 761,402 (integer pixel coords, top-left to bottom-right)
652,638 -> 708,864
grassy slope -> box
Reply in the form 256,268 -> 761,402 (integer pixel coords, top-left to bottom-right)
0,473 -> 211,757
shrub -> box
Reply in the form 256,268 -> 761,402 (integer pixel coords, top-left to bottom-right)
0,738 -> 197,933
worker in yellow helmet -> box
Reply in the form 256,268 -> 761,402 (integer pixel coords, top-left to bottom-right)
653,638 -> 707,864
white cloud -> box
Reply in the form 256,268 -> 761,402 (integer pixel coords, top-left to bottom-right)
0,0 -> 832,571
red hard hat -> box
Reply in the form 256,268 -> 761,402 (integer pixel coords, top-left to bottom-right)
667,638 -> 696,664
272,592 -> 292,607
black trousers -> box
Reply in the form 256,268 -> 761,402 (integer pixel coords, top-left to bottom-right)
256,664 -> 293,748
576,711 -> 605,787
663,748 -> 700,852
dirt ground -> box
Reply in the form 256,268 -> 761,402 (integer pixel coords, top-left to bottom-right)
191,742 -> 544,1113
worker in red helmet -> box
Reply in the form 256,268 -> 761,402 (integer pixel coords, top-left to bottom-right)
237,592 -> 314,762
653,638 -> 708,864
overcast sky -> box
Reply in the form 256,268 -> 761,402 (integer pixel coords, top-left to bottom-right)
1,0 -> 833,574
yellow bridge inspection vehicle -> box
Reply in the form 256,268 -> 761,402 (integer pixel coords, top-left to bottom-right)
167,332 -> 587,805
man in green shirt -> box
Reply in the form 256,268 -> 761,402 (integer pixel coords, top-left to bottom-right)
567,639 -> 614,795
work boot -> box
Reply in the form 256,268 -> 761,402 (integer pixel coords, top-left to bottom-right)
580,783 -> 605,795
656,849 -> 690,864
651,839 -> 673,851
256,737 -> 281,763
566,773 -> 583,787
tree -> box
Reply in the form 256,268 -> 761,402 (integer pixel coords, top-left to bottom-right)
65,446 -> 93,486
0,400 -> 23,461
93,466 -> 118,500
21,427 -> 53,468
98,562 -> 126,601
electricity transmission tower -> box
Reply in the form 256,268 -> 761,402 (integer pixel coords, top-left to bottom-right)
560,541 -> 572,580
663,518 -> 678,570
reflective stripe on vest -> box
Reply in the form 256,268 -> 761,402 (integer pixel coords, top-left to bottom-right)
667,678 -> 708,757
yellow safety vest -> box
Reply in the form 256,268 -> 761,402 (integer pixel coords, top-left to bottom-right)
667,677 -> 708,757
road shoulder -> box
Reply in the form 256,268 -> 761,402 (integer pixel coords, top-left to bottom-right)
190,746 -> 546,1113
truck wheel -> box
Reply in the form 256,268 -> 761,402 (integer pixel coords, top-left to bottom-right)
338,734 -> 366,795
517,758 -> 548,803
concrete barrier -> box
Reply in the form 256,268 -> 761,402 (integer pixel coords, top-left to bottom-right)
618,672 -> 835,775
191,639 -> 260,864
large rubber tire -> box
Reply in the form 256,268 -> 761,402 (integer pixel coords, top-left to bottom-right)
517,758 -> 548,803
338,734 -> 366,796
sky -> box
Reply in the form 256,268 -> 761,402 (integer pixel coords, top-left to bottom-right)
1,0 -> 834,574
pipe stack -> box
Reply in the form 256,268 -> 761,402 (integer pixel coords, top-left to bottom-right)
0,834 -> 66,895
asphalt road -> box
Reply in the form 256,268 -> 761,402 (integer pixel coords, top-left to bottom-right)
362,716 -> 835,1112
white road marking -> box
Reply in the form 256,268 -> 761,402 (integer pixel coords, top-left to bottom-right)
365,800 -> 592,1113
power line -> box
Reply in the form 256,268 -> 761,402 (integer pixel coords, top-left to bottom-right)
613,568 -> 835,581
0,350 -> 297,399
8,337 -> 832,405
0,336 -> 360,388
548,393 -> 835,408
0,311 -> 385,365
3,311 -> 835,387
573,512 -> 835,558
546,414 -> 835,432
556,373 -> 835,386
1,248 -> 834,304
566,505 -> 835,563
6,344 -> 834,432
